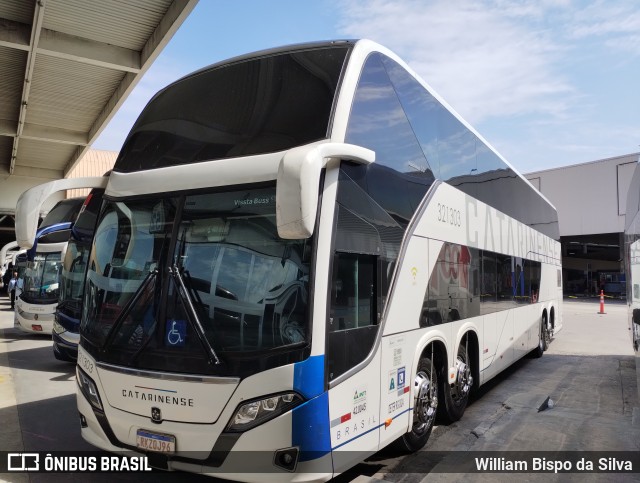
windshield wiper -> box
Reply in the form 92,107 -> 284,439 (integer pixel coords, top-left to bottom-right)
101,269 -> 157,351
169,264 -> 221,365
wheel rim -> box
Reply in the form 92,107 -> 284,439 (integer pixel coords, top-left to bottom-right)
452,343 -> 473,402
539,322 -> 545,350
543,317 -> 551,346
413,370 -> 437,434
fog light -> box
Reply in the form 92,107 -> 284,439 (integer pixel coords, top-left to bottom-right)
79,412 -> 87,428
273,447 -> 298,472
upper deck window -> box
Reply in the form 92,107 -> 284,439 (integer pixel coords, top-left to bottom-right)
345,52 -> 559,239
115,45 -> 350,172
40,198 -> 84,228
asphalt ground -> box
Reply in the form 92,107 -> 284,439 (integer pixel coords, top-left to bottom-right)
1,296 -> 638,483
347,299 -> 640,482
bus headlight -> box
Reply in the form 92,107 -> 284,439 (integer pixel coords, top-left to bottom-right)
226,392 -> 303,432
76,367 -> 103,411
53,320 -> 65,334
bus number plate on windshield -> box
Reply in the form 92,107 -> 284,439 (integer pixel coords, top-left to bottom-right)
136,429 -> 176,454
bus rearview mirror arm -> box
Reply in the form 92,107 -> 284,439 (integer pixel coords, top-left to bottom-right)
16,176 -> 108,249
276,143 -> 375,239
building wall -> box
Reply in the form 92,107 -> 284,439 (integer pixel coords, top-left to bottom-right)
526,153 -> 639,237
65,149 -> 117,199
526,153 -> 639,297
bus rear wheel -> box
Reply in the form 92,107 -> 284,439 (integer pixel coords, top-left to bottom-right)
542,313 -> 551,351
395,356 -> 438,452
531,316 -> 547,358
440,337 -> 473,422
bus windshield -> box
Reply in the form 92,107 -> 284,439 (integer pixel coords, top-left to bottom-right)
114,45 -> 349,173
58,188 -> 105,318
23,252 -> 62,303
81,185 -> 312,375
40,198 -> 84,227
58,240 -> 90,313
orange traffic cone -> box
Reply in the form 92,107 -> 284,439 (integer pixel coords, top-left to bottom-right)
598,290 -> 606,314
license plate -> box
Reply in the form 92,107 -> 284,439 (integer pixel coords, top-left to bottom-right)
32,325 -> 42,331
136,429 -> 176,454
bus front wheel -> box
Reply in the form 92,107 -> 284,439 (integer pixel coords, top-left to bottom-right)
440,337 -> 473,422
395,355 -> 438,452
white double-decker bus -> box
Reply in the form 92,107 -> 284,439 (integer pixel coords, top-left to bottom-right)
13,197 -> 86,334
71,40 -> 562,480
14,177 -> 109,337
624,162 -> 640,397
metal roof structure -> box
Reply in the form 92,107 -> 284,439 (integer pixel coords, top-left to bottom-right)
0,0 -> 198,220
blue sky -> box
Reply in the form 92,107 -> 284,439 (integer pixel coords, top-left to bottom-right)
93,0 -> 640,174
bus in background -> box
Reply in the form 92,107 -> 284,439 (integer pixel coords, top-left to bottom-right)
14,176 -> 110,338
1,240 -> 19,280
10,252 -> 28,307
14,197 -> 85,334
1,241 -> 26,298
54,187 -> 106,361
624,161 -> 640,398
50,40 -> 562,480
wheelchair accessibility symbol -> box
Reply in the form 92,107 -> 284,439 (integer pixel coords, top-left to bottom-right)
165,319 -> 186,347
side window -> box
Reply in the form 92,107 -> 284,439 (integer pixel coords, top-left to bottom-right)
513,257 -> 526,304
436,110 -> 477,182
327,253 -> 378,380
330,253 -> 376,331
524,259 -> 542,302
423,245 -> 542,323
423,243 -> 480,325
557,269 -> 562,288
480,251 -> 498,315
345,53 -> 429,177
422,246 -> 449,326
496,254 -> 514,308
381,55 -> 439,178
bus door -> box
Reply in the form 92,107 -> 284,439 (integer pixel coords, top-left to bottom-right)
378,236 -> 432,449
327,252 -> 381,471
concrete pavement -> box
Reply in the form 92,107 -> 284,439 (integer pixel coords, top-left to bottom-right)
1,296 -> 639,483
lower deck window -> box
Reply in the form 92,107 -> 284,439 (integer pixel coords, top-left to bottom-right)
328,253 -> 378,380
421,243 -> 542,326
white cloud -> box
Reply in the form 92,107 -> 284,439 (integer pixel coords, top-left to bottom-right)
335,0 -> 574,124
334,0 -> 640,171
567,0 -> 640,56
569,1 -> 640,37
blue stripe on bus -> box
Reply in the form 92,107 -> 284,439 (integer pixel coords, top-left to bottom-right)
293,355 -> 324,399
292,391 -> 331,461
292,355 -> 329,462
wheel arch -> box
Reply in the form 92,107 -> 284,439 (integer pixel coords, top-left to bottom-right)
541,307 -> 549,326
413,333 -> 448,374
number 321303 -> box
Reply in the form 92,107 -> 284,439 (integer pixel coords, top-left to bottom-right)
437,203 -> 461,227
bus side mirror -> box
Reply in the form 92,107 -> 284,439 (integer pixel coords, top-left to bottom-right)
276,143 -> 375,239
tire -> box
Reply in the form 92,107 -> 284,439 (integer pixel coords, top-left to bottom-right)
531,318 -> 545,358
394,355 -> 439,452
439,336 -> 473,423
541,313 -> 550,351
